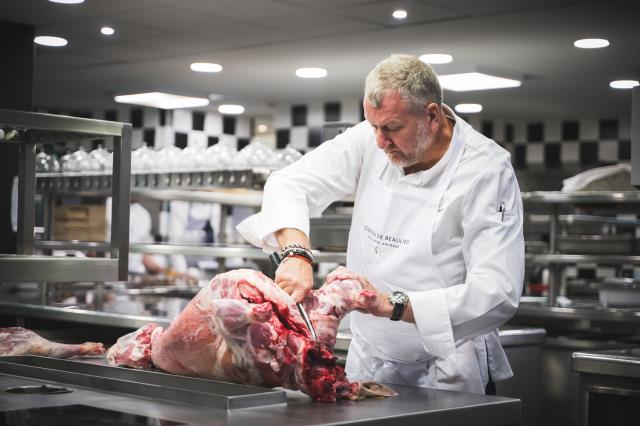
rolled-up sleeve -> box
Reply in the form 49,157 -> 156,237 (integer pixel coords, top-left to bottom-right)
409,164 -> 524,358
236,122 -> 369,252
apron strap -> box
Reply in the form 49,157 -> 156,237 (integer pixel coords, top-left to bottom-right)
484,339 -> 496,395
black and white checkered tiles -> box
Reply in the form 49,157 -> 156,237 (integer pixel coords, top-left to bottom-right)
273,98 -> 631,172
37,106 -> 251,153
274,99 -> 364,151
40,100 -> 631,173
464,116 -> 632,170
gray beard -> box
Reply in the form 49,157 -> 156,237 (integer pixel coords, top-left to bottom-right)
388,120 -> 430,168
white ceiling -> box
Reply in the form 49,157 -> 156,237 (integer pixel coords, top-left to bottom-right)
2,0 -> 639,119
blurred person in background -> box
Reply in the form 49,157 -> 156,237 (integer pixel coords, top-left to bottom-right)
106,198 -> 197,285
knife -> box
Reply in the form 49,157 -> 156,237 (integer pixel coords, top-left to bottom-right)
269,251 -> 318,342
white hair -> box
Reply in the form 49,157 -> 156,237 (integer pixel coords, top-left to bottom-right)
364,54 -> 443,114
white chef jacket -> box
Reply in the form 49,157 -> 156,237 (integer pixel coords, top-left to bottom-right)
237,108 -> 524,392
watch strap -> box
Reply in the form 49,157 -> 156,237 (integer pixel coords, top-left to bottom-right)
390,297 -> 407,321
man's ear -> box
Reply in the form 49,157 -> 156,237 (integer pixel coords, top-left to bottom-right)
424,103 -> 439,129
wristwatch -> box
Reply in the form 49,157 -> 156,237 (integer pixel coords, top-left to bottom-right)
388,291 -> 409,321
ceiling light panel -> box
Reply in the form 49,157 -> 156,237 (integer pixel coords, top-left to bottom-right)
438,72 -> 521,91
573,38 -> 609,49
49,0 -> 84,4
455,103 -> 483,113
114,92 -> 209,109
218,104 -> 245,115
295,67 -> 327,78
191,62 -> 223,73
34,36 -> 68,47
610,80 -> 639,89
392,10 -> 407,19
338,1 -> 459,26
420,53 -> 453,64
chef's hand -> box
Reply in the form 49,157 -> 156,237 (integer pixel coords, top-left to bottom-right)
273,228 -> 315,303
275,256 -> 314,303
326,266 -> 390,317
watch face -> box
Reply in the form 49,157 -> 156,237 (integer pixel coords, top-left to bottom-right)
390,291 -> 409,304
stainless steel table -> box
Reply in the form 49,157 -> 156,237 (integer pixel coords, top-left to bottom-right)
0,369 -> 521,426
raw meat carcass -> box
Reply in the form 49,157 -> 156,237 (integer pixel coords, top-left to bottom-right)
107,268 -> 397,402
0,327 -> 105,358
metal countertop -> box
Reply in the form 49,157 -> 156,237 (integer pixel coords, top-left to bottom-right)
515,303 -> 640,323
572,348 -> 640,379
0,300 -> 173,329
0,372 -> 521,426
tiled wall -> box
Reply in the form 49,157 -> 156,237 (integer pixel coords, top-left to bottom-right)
36,106 -> 252,153
271,97 -> 633,194
464,116 -> 632,170
273,97 -> 632,175
274,99 -> 364,151
41,100 -> 632,179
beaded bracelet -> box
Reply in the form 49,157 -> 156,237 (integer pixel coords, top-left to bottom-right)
282,246 -> 314,264
282,253 -> 313,266
283,249 -> 314,263
283,243 -> 311,252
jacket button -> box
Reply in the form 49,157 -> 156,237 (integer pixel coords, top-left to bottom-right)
374,246 -> 380,254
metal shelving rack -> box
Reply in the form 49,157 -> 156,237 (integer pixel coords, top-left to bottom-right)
521,191 -> 640,318
31,240 -> 347,264
35,167 -> 271,193
30,177 -> 347,277
0,109 -> 132,281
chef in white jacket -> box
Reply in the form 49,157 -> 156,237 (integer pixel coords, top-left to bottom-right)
237,54 -> 524,394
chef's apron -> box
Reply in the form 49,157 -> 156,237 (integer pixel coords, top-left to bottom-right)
346,130 -> 487,393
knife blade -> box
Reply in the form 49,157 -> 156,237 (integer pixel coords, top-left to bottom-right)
269,251 -> 318,342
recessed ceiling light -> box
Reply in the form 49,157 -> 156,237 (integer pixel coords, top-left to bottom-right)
295,67 -> 328,79
48,0 -> 84,4
256,124 -> 269,133
438,72 -> 521,91
455,103 -> 483,114
114,92 -> 209,109
573,38 -> 609,49
218,104 -> 245,115
100,26 -> 115,36
419,53 -> 453,64
191,62 -> 223,73
392,10 -> 407,19
610,80 -> 639,89
34,36 -> 68,47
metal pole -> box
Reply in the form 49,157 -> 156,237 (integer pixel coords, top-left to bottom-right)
217,205 -> 230,273
17,143 -> 36,254
40,282 -> 49,305
94,281 -> 105,310
549,205 -> 558,253
43,193 -> 53,242
218,205 -> 229,244
547,205 -> 559,306
111,126 -> 132,280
